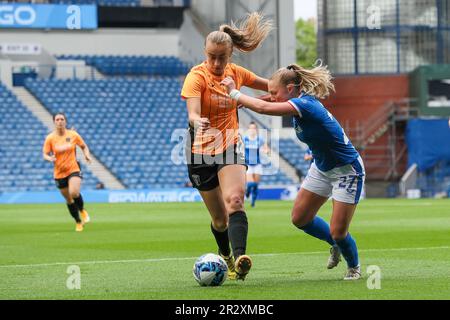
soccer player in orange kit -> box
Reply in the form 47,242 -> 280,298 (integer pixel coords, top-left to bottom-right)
43,112 -> 92,232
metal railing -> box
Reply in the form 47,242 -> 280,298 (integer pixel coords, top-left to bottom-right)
344,99 -> 419,150
343,98 -> 419,181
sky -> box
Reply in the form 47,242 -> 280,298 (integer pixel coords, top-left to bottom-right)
294,0 -> 318,21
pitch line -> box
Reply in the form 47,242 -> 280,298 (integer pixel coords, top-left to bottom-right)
0,246 -> 448,269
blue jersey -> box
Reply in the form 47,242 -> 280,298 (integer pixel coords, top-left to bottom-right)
288,93 -> 359,172
244,135 -> 264,165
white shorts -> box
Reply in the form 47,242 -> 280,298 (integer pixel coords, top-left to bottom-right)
247,164 -> 263,175
301,157 -> 365,204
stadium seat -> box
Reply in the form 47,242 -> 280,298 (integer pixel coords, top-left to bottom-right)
23,76 -> 296,189
57,55 -> 190,76
276,139 -> 311,179
0,83 -> 100,192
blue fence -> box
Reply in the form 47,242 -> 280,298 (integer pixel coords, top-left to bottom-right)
406,119 -> 450,171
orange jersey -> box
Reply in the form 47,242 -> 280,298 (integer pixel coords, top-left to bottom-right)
181,62 -> 256,155
43,130 -> 86,179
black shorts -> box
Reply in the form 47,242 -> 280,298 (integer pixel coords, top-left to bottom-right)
55,172 -> 83,189
185,127 -> 246,191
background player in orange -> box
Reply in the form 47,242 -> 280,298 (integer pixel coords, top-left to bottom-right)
43,112 -> 92,232
181,12 -> 272,280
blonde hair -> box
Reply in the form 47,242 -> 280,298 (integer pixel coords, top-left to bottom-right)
205,12 -> 273,53
270,61 -> 335,99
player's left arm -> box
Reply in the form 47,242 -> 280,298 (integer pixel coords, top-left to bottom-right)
248,76 -> 269,92
80,144 -> 92,164
249,77 -> 272,103
238,95 -> 295,116
221,77 -> 298,117
235,65 -> 269,101
75,133 -> 92,164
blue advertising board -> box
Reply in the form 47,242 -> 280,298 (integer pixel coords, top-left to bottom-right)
0,186 -> 300,204
0,4 -> 97,30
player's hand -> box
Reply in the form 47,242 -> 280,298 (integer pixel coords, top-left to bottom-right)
220,76 -> 236,94
194,118 -> 211,132
49,155 -> 57,163
85,155 -> 92,164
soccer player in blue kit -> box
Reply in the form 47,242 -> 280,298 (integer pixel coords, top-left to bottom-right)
243,122 -> 268,207
221,63 -> 365,280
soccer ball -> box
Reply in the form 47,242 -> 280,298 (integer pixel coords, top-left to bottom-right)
193,253 -> 228,286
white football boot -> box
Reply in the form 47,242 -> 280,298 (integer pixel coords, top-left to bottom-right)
327,245 -> 341,269
344,265 -> 361,280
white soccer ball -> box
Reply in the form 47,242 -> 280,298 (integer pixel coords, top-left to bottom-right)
192,253 -> 228,286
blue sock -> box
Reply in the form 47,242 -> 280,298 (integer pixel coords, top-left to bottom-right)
251,182 -> 259,207
336,233 -> 359,268
298,216 -> 336,246
246,182 -> 255,198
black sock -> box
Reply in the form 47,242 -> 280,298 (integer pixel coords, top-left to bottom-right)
67,202 -> 81,223
73,194 -> 84,211
210,224 -> 231,257
228,211 -> 248,259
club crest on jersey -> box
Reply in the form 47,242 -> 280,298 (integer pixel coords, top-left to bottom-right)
66,138 -> 71,142
295,123 -> 303,134
191,174 -> 201,187
211,94 -> 231,108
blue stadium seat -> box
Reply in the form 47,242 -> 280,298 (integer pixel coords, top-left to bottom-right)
0,83 -> 100,192
19,75 -> 300,189
277,139 -> 311,179
56,55 -> 190,76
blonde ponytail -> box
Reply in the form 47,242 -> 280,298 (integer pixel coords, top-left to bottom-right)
206,12 -> 273,53
271,61 -> 335,99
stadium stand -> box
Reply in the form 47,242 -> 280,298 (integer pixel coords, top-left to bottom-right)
57,55 -> 190,76
9,1 -> 189,7
24,77 -> 187,189
23,72 -> 296,189
277,139 -> 311,180
0,83 -> 99,192
18,53 -> 297,188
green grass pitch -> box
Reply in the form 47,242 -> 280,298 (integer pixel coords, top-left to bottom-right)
0,199 -> 449,300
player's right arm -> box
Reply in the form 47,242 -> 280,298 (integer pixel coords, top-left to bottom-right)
186,98 -> 210,132
42,136 -> 56,163
182,71 -> 210,132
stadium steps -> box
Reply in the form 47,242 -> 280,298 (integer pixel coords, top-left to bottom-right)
270,147 -> 301,185
12,87 -> 126,190
85,65 -> 106,80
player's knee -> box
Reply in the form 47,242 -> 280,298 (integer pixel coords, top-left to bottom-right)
331,227 -> 348,241
212,218 -> 228,232
226,192 -> 244,211
70,191 -> 80,199
291,208 -> 308,227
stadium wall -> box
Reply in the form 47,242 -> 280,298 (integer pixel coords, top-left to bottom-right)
322,75 -> 410,182
322,75 -> 410,124
0,29 -> 179,56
